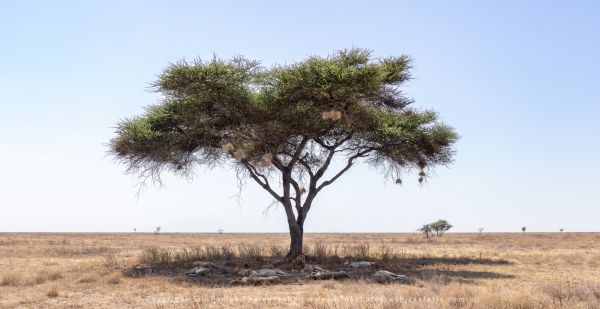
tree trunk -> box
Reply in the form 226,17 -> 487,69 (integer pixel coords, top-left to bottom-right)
286,221 -> 303,260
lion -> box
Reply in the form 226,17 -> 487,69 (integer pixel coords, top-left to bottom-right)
230,276 -> 282,286
308,271 -> 349,280
372,270 -> 410,284
291,254 -> 306,271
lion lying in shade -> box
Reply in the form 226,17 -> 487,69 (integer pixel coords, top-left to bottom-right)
308,271 -> 349,280
230,276 -> 282,286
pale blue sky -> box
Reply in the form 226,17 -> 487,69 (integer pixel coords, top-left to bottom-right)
1,1 -> 598,232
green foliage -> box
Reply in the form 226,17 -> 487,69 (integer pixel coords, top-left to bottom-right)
429,219 -> 453,236
417,224 -> 432,238
110,48 -> 458,183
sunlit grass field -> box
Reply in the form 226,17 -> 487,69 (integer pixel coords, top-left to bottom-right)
1,232 -> 599,308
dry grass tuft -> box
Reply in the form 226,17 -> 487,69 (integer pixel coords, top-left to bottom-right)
78,273 -> 97,284
105,272 -> 122,285
134,241 -> 513,275
46,285 -> 59,298
103,251 -> 120,268
305,242 -> 334,259
33,270 -> 63,285
48,271 -> 63,281
1,272 -> 22,287
541,282 -> 593,307
269,243 -> 285,258
138,247 -> 174,265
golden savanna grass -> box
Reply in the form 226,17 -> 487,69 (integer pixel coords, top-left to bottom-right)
1,232 -> 599,308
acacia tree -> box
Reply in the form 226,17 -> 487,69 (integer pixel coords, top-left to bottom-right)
110,48 -> 458,259
430,219 -> 453,236
417,224 -> 432,238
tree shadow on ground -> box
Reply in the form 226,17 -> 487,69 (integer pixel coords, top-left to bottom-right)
403,269 -> 515,285
400,256 -> 511,266
122,253 -> 515,287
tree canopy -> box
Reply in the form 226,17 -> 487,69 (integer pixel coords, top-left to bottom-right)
417,224 -> 432,238
429,219 -> 453,236
110,48 -> 458,258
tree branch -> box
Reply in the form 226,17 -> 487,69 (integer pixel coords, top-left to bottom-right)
316,148 -> 374,191
288,135 -> 309,168
241,161 -> 283,202
313,137 -> 331,150
312,133 -> 354,181
289,177 -> 303,212
271,156 -> 287,173
297,155 -> 315,178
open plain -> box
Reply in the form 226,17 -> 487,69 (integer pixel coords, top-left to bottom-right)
1,232 -> 599,308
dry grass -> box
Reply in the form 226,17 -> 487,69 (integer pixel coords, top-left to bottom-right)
31,270 -> 63,285
1,272 -> 22,287
105,272 -> 122,285
0,232 -> 599,308
46,285 -> 59,298
103,251 -> 120,268
78,273 -> 97,284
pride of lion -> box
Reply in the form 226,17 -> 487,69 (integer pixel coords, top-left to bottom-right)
183,257 -> 409,286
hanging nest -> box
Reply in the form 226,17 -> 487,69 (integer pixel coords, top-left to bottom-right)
221,143 -> 234,154
233,149 -> 246,161
418,171 -> 426,177
321,110 -> 342,121
418,177 -> 424,184
395,178 -> 402,185
300,187 -> 306,194
259,153 -> 273,167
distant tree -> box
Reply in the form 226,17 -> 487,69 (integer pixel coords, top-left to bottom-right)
217,228 -> 224,234
133,227 -> 137,233
417,224 -> 432,238
109,48 -> 458,259
430,219 -> 452,236
521,226 -> 526,233
477,227 -> 484,234
559,228 -> 564,233
154,226 -> 161,234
